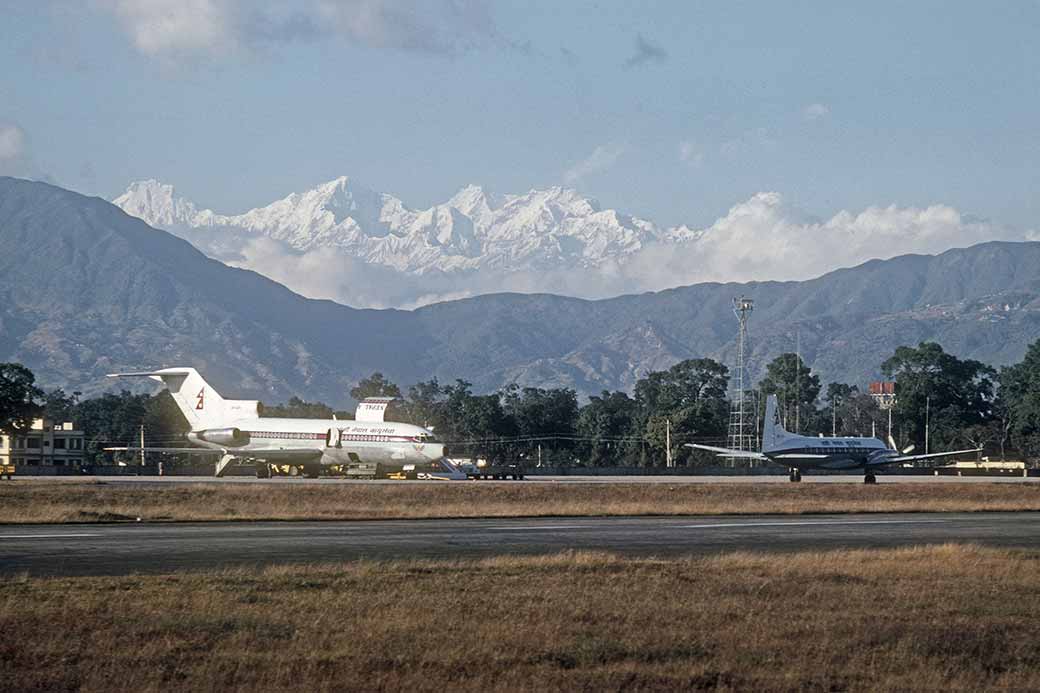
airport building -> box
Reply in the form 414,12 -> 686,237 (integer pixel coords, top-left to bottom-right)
0,419 -> 85,468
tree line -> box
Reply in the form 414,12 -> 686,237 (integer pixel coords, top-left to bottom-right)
2,338 -> 1040,466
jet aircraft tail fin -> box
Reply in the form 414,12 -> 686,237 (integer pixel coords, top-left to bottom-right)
107,368 -> 259,430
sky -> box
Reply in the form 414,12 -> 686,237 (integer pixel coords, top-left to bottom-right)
2,0 -> 1038,234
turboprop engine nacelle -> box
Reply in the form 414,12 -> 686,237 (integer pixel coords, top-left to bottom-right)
192,428 -> 251,447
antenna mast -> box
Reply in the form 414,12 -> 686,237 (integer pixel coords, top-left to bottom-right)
728,297 -> 757,456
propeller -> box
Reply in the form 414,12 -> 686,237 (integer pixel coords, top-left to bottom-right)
887,434 -> 915,454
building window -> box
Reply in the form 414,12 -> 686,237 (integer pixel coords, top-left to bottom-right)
26,438 -> 41,449
53,459 -> 65,466
54,438 -> 66,449
26,459 -> 40,466
71,439 -> 83,450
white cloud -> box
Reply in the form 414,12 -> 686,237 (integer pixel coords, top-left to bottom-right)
803,103 -> 830,121
230,193 -> 1031,309
677,140 -> 702,166
0,123 -> 26,162
96,0 -> 497,60
99,0 -> 235,58
620,193 -> 1028,294
563,143 -> 625,184
317,0 -> 494,54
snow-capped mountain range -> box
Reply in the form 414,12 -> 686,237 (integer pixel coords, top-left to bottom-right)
113,177 -> 677,276
112,176 -> 1030,310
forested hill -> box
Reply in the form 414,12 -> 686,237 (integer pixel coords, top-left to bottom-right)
2,176 -> 1039,405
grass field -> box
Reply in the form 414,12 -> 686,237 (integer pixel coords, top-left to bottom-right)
1,480 -> 1039,523
2,545 -> 1038,691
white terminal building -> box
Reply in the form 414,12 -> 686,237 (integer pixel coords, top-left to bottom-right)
0,419 -> 85,468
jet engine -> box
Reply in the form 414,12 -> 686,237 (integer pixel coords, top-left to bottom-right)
195,428 -> 251,447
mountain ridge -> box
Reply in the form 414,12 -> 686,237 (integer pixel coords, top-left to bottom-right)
5,176 -> 1040,406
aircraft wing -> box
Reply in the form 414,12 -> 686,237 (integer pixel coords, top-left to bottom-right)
881,448 -> 982,465
685,443 -> 769,461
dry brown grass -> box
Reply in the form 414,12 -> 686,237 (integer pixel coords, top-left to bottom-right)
2,545 -> 1038,691
1,480 -> 1040,524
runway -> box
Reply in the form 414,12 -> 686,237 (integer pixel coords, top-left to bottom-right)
2,512 -> 1038,576
19,473 -> 1038,485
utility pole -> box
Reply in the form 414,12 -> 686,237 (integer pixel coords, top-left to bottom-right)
794,331 -> 801,434
139,424 -> 145,467
665,419 -> 672,468
832,397 -> 838,437
925,397 -> 930,455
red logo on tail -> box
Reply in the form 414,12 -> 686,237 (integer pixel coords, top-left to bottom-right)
196,388 -> 205,410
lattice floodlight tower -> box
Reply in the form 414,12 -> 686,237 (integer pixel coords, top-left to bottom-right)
728,296 -> 758,456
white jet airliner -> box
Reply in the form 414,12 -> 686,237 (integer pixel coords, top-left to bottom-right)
687,395 -> 980,483
108,368 -> 462,479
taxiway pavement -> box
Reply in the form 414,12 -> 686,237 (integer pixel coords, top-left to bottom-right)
14,474 -> 1038,485
2,512 -> 1037,576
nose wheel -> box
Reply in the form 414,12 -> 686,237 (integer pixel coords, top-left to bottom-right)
788,468 -> 802,482
864,472 -> 877,484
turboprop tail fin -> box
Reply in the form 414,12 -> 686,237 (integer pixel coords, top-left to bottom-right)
762,394 -> 787,452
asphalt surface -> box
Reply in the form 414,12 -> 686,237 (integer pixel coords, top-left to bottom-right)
18,473 -> 1039,485
2,512 -> 1038,577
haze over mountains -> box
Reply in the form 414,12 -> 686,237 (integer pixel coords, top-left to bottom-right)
4,177 -> 1040,407
113,177 -> 1034,310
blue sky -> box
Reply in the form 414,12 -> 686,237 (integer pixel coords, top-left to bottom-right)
1,1 -> 1038,230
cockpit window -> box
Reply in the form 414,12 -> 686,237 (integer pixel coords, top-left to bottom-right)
418,433 -> 440,443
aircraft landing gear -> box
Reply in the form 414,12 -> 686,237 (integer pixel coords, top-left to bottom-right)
864,472 -> 877,485
255,463 -> 271,479
788,468 -> 802,482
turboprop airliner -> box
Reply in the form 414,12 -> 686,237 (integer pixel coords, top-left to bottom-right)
687,395 -> 981,483
107,368 -> 463,479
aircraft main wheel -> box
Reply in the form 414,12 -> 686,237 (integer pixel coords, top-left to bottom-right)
864,473 -> 877,485
789,469 -> 801,482
255,464 -> 270,479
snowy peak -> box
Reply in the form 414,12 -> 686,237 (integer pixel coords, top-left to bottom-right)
113,175 -> 668,275
113,179 -> 200,229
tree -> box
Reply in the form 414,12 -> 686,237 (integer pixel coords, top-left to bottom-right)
350,373 -> 402,402
72,390 -> 193,463
759,354 -> 821,434
881,342 -> 996,452
438,380 -> 511,460
42,388 -> 79,424
403,379 -> 446,429
824,383 -> 859,436
73,391 -> 150,462
0,363 -> 43,435
500,385 -> 579,464
261,397 -> 350,419
576,391 -> 638,466
633,359 -> 730,465
999,339 -> 1040,461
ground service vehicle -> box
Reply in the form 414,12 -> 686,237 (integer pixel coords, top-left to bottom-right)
475,460 -> 524,480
